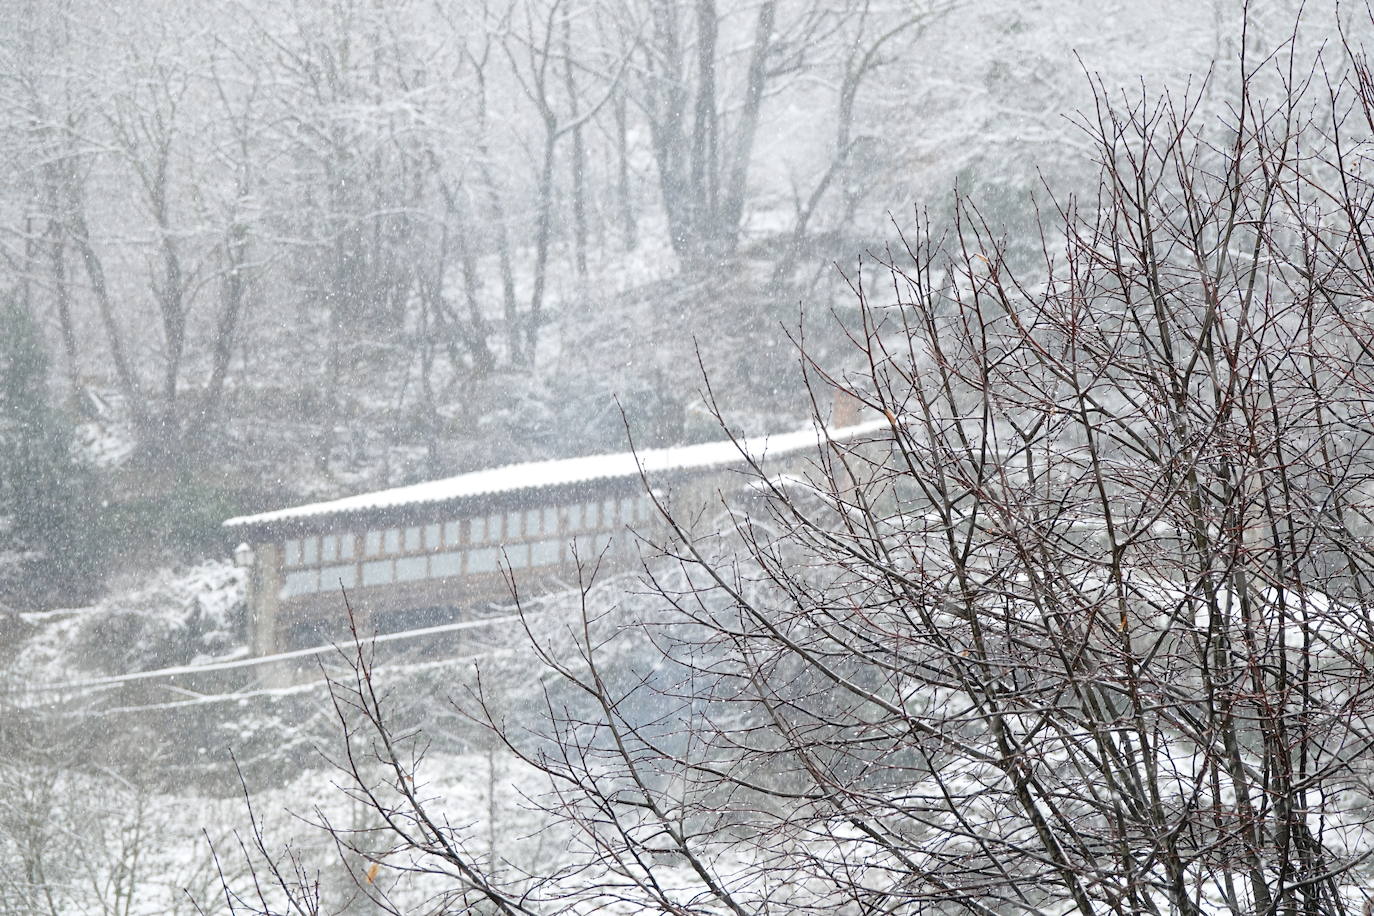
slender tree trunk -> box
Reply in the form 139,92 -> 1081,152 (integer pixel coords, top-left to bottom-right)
19,212 -> 36,328
417,283 -> 440,475
527,125 -> 558,361
44,221 -> 79,393
34,154 -> 80,394
473,151 -> 519,364
67,196 -> 146,428
720,0 -> 775,254
451,208 -> 496,374
562,9 -> 588,278
614,91 -> 637,250
423,142 -> 495,374
153,192 -> 187,453
465,60 -> 522,366
191,94 -> 257,442
647,2 -> 692,257
189,220 -> 250,442
481,166 -> 522,367
691,0 -> 719,256
319,153 -> 346,471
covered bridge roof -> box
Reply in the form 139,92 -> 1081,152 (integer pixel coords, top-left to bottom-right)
224,419 -> 888,534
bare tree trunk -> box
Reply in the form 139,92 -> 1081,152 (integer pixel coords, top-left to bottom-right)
719,0 -> 775,254
690,0 -> 719,256
527,126 -> 558,362
471,86 -> 521,365
646,1 -> 691,256
66,196 -> 146,429
417,283 -> 441,476
642,0 -> 778,261
613,90 -> 637,250
772,1 -> 930,284
30,153 -> 83,394
188,219 -> 250,444
562,8 -> 588,278
451,205 -> 496,374
151,187 -> 187,457
43,219 -> 79,395
189,71 -> 260,443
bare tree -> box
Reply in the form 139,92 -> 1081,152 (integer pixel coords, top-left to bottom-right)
634,0 -> 801,262
0,5 -> 272,466
771,0 -> 956,284
207,16 -> 1374,915
503,0 -> 634,361
0,683 -> 239,916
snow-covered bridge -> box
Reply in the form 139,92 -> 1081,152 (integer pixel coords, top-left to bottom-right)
224,419 -> 886,656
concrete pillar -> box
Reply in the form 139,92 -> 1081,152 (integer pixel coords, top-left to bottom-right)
250,542 -> 282,657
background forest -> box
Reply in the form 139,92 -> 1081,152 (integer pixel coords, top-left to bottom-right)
0,0 -> 1303,606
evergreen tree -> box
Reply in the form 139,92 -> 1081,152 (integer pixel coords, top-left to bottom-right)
0,300 -> 79,559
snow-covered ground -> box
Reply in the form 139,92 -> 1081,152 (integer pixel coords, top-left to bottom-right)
1,561 -> 574,914
13,561 -> 246,686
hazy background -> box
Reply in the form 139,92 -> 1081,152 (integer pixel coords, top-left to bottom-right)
0,0 -> 1318,607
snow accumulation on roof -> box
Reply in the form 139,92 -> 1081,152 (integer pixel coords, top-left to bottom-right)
223,418 -> 891,531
